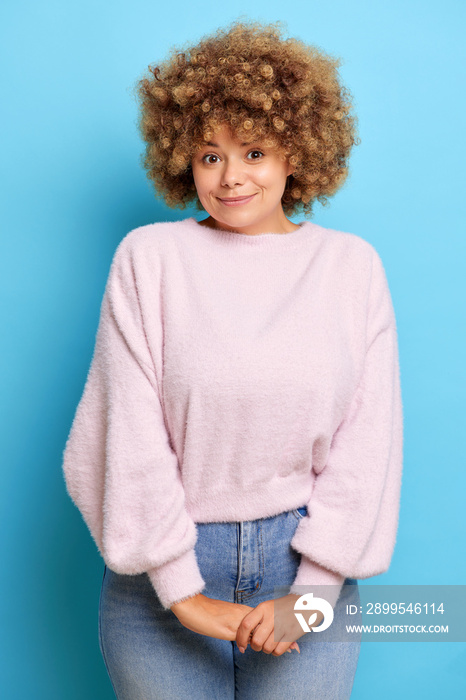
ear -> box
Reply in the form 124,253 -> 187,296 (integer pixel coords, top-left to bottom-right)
286,161 -> 295,177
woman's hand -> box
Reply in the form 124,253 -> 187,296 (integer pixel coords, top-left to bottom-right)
235,593 -> 324,657
170,593 -> 255,641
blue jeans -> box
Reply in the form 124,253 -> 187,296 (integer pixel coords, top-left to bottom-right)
98,507 -> 361,699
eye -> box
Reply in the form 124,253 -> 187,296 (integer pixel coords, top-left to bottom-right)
202,153 -> 220,164
246,149 -> 264,160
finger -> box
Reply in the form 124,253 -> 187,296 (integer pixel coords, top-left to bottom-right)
271,639 -> 301,657
257,630 -> 282,655
257,627 -> 299,656
310,611 -> 325,629
249,620 -> 275,652
236,609 -> 265,650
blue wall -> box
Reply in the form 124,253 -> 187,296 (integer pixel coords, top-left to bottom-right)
1,1 -> 465,697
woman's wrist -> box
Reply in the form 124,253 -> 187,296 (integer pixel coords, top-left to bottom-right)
170,592 -> 206,613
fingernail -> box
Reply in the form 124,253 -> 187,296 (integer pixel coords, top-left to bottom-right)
238,646 -> 245,653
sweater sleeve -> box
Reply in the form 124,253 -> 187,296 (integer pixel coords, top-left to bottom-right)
289,247 -> 403,609
62,237 -> 206,609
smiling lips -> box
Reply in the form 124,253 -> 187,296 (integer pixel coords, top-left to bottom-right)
218,194 -> 257,206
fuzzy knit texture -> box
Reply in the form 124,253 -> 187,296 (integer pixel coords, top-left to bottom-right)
62,216 -> 403,611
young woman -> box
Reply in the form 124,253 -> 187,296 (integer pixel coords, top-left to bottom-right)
62,20 -> 403,699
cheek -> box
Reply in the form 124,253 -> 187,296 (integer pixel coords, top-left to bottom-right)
192,173 -> 206,199
193,170 -> 214,199
257,163 -> 289,190
191,165 -> 200,189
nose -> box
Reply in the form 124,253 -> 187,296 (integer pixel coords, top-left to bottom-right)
220,158 -> 246,188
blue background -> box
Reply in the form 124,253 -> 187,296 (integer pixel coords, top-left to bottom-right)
1,0 -> 465,697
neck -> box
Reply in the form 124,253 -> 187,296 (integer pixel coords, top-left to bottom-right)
198,213 -> 301,236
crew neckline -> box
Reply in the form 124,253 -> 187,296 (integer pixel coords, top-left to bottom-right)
182,217 -> 318,250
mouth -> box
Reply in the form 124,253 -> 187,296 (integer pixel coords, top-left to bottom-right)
217,194 -> 257,206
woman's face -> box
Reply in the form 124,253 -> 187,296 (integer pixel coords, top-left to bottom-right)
191,124 -> 295,235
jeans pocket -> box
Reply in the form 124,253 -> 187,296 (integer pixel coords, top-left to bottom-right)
291,505 -> 308,520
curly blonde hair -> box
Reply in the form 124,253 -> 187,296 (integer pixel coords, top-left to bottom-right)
136,19 -> 358,216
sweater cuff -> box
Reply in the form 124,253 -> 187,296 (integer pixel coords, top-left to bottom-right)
147,548 -> 206,610
289,555 -> 346,610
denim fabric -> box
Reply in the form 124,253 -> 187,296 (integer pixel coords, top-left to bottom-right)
98,507 -> 361,699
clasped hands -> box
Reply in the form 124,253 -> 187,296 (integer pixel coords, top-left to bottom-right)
171,593 -> 324,657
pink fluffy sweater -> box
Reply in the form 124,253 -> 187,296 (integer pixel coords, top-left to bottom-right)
62,217 -> 403,610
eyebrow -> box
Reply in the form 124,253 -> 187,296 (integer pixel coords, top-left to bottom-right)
205,142 -> 253,148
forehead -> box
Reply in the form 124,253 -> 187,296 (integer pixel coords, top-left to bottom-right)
197,124 -> 252,149
195,124 -> 283,154
191,119 -> 289,162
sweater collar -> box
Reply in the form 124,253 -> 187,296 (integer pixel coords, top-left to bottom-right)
182,217 -> 320,250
